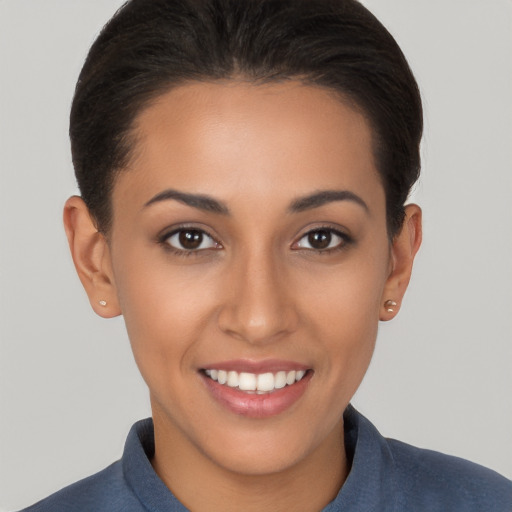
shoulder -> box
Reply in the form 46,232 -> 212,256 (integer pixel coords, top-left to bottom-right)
343,406 -> 512,511
17,461 -> 143,512
386,437 -> 512,511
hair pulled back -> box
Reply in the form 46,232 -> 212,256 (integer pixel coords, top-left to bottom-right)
70,0 -> 422,236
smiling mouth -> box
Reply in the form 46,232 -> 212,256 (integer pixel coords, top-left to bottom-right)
202,369 -> 308,394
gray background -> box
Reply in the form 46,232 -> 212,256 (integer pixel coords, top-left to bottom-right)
1,0 -> 511,510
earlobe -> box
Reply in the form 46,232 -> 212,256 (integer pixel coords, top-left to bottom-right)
380,204 -> 422,321
63,196 -> 122,318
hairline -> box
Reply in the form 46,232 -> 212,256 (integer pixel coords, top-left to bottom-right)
100,75 -> 388,237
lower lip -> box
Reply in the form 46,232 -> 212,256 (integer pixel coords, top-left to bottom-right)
201,371 -> 312,419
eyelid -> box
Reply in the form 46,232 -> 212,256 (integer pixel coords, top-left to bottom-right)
158,224 -> 223,252
157,222 -> 217,240
291,225 -> 353,251
167,231 -> 217,250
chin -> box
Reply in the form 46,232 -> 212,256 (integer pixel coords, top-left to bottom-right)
210,441 -> 308,477
197,419 -> 331,477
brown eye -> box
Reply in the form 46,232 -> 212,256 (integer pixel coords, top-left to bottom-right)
294,228 -> 349,252
165,229 -> 218,251
307,230 -> 332,250
179,230 -> 203,249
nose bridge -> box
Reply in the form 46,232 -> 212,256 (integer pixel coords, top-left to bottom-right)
218,245 -> 297,344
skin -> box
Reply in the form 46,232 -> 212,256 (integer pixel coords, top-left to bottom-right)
64,81 -> 421,512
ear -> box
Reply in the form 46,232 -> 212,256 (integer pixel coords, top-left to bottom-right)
380,204 -> 422,321
63,196 -> 121,318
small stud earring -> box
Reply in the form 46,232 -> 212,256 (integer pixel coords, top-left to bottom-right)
98,300 -> 107,307
384,300 -> 397,312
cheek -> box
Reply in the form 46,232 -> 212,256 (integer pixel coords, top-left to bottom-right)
301,247 -> 388,390
312,277 -> 380,377
112,255 -> 219,382
302,249 -> 388,333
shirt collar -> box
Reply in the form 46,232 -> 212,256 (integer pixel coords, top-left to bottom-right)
122,405 -> 397,511
122,417 -> 187,511
324,405 -> 398,511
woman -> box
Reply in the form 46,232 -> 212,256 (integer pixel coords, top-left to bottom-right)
11,0 -> 512,510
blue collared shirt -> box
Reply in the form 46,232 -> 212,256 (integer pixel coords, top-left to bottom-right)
20,406 -> 512,511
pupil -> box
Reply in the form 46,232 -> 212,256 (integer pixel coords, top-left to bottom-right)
308,230 -> 331,249
179,230 -> 203,249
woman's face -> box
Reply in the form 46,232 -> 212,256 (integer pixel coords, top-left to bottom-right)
102,81 -> 395,475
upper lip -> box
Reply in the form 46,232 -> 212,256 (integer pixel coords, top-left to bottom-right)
201,359 -> 310,374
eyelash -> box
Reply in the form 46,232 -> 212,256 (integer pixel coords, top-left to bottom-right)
293,226 -> 353,254
158,226 -> 222,257
158,225 -> 353,257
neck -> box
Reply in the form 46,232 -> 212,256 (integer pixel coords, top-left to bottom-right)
151,410 -> 348,512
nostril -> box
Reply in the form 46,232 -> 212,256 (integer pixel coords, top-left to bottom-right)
216,261 -> 300,344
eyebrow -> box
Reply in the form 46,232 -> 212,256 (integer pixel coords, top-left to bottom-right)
143,188 -> 368,215
144,189 -> 230,215
288,190 -> 369,213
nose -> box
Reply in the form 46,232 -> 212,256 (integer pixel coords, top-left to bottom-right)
217,250 -> 299,345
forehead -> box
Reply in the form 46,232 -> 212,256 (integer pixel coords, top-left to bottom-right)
115,80 -> 382,212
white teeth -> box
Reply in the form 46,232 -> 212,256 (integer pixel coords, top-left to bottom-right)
274,371 -> 287,389
227,371 -> 239,388
205,368 -> 308,393
286,370 -> 296,385
257,372 -> 275,392
238,372 -> 257,391
217,370 -> 227,385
